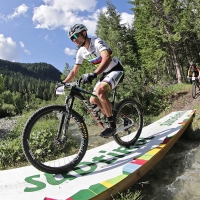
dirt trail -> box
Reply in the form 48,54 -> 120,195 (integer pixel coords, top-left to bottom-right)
169,90 -> 198,111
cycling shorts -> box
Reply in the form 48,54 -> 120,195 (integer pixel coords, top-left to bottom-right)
93,62 -> 124,92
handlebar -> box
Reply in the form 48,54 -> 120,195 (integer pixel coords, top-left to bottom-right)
64,78 -> 82,88
55,78 -> 82,95
187,76 -> 199,80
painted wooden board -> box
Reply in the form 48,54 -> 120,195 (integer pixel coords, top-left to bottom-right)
0,110 -> 195,200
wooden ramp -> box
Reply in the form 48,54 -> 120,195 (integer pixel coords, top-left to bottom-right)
0,110 -> 195,200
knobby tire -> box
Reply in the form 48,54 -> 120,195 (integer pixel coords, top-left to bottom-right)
22,105 -> 88,174
192,82 -> 197,99
113,98 -> 143,147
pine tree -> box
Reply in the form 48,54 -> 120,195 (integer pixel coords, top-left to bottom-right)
130,0 -> 200,83
60,63 -> 71,80
0,74 -> 4,93
95,1 -> 141,100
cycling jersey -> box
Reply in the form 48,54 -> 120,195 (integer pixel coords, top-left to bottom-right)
191,67 -> 198,73
189,66 -> 199,77
75,37 -> 121,73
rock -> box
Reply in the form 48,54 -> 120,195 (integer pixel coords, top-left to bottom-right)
0,118 -> 17,139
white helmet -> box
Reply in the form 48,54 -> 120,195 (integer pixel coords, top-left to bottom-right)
68,24 -> 87,39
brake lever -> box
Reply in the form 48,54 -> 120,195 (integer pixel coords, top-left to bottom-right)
78,78 -> 82,87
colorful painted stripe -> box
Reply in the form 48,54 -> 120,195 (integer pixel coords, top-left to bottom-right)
89,49 -> 112,66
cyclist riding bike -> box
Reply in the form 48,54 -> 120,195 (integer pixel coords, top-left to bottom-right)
61,24 -> 124,138
187,62 -> 200,83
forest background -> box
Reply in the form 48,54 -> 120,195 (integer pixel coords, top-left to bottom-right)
0,0 -> 200,170
1,0 -> 200,118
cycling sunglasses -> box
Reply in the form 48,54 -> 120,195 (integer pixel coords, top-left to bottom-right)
70,33 -> 80,41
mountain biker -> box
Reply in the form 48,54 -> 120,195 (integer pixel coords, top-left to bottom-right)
61,24 -> 124,138
187,62 -> 200,83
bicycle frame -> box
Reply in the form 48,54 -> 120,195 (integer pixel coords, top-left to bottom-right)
64,85 -> 117,129
192,77 -> 199,83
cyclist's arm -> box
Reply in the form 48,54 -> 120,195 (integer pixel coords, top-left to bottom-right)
63,64 -> 80,83
188,66 -> 191,76
197,67 -> 200,77
187,69 -> 190,76
93,50 -> 112,75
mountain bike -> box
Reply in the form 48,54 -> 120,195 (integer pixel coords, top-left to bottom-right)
188,76 -> 200,98
22,79 -> 143,174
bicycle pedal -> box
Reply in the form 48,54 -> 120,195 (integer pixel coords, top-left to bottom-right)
99,134 -> 108,138
99,132 -> 113,138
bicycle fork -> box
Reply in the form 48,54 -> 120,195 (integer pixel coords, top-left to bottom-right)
55,98 -> 72,144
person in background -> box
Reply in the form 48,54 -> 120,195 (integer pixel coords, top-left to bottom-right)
187,62 -> 200,83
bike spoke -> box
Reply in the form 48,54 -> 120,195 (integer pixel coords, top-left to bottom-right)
22,106 -> 88,174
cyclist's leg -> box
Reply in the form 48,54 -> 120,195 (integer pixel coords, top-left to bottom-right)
91,71 -> 124,115
97,71 -> 124,137
90,81 -> 106,114
94,82 -> 111,117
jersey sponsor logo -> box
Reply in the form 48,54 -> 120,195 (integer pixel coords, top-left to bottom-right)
98,41 -> 103,45
85,53 -> 98,60
115,72 -> 123,82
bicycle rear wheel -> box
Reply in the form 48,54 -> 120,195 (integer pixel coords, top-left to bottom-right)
22,105 -> 88,174
113,98 -> 143,147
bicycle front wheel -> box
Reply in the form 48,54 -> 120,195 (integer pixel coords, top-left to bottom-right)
192,82 -> 198,98
22,105 -> 88,174
113,98 -> 143,147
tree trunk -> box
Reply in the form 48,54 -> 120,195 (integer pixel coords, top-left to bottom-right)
151,0 -> 182,83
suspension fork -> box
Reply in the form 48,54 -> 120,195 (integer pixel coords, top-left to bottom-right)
56,95 -> 74,140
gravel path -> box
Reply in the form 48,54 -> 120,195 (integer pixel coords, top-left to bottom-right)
0,118 -> 17,139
